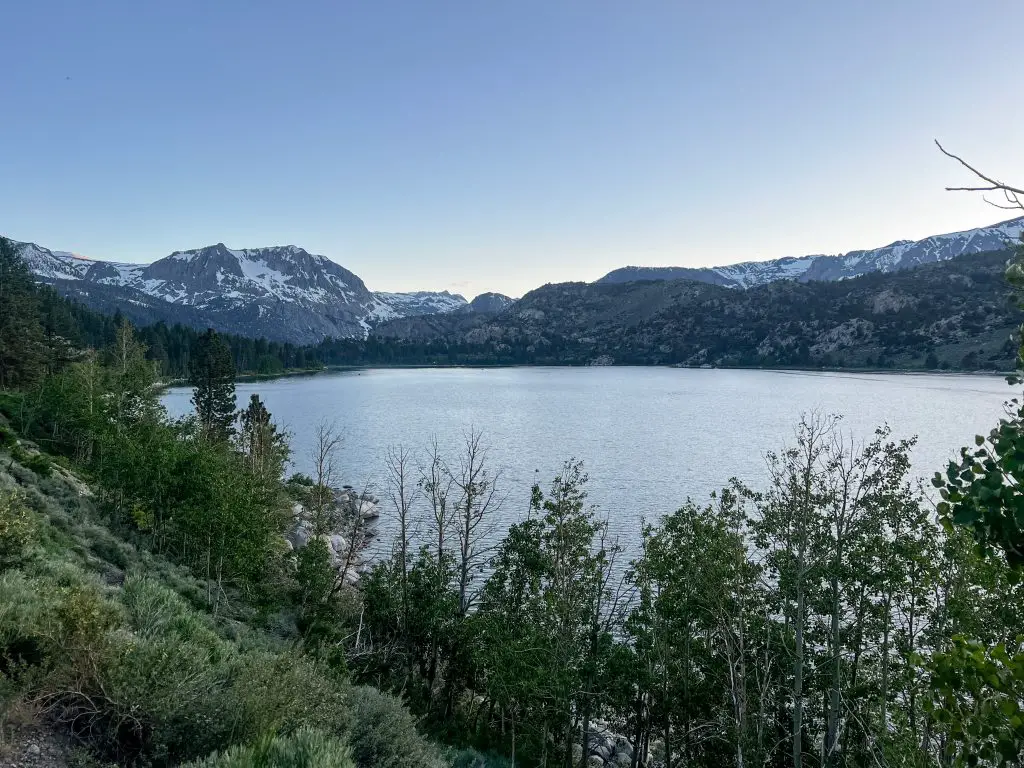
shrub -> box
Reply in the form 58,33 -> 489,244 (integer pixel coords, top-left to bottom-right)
223,651 -> 348,744
449,748 -> 515,768
54,631 -> 230,765
119,576 -> 221,652
345,686 -> 445,768
184,727 -> 354,768
0,571 -> 54,676
0,491 -> 34,569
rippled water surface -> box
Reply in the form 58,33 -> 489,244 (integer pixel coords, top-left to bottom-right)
164,367 -> 1012,548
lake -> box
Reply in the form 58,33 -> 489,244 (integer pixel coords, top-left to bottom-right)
163,367 -> 1013,551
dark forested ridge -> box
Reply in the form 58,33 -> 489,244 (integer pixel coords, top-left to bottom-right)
374,248 -> 1023,370
12,233 -> 1023,374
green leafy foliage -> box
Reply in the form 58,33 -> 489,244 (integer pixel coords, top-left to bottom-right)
345,686 -> 445,768
183,728 -> 355,768
190,328 -> 237,442
0,491 -> 34,570
927,637 -> 1024,766
934,395 -> 1024,568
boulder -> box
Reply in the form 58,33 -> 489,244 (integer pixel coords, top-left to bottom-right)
593,742 -> 613,761
571,744 -> 584,766
614,737 -> 634,758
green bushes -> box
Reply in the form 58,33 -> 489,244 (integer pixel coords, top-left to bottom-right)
449,748 -> 515,768
0,491 -> 33,569
184,728 -> 354,768
222,651 -> 347,745
345,686 -> 445,768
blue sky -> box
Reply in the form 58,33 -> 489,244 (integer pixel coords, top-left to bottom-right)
2,1 -> 1021,298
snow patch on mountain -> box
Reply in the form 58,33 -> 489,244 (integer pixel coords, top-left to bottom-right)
13,239 -> 476,343
372,290 -> 468,319
598,216 -> 1024,289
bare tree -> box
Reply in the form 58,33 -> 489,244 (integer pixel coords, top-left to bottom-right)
309,419 -> 343,535
333,478 -> 374,593
419,436 -> 456,696
453,428 -> 503,616
384,444 -> 416,631
420,436 -> 456,566
936,140 -> 1024,212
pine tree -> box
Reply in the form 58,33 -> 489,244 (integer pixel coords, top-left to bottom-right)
0,237 -> 46,389
189,328 -> 236,440
238,393 -> 288,478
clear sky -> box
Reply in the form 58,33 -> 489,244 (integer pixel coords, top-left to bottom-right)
2,1 -> 1022,298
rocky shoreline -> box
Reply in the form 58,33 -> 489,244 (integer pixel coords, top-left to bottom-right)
285,486 -> 381,584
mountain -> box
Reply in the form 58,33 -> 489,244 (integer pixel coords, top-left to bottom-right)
16,241 -> 468,344
371,290 -> 468,319
598,216 -> 1024,288
466,292 -> 514,313
375,248 -> 1022,371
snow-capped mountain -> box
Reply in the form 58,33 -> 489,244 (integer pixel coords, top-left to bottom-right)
370,291 -> 468,321
598,216 -> 1024,288
16,241 -> 468,344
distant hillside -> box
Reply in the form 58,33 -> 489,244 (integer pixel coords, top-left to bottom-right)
375,249 -> 1022,370
598,216 -> 1024,289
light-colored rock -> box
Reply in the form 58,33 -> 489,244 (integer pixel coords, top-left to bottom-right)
572,744 -> 584,765
614,736 -> 633,758
593,742 -> 613,761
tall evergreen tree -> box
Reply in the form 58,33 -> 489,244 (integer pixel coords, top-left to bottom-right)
238,393 -> 288,478
189,328 -> 236,440
0,237 -> 46,389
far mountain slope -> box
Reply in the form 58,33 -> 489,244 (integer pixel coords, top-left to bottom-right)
598,216 -> 1024,288
466,292 -> 514,313
376,248 -> 1021,370
15,241 -> 470,344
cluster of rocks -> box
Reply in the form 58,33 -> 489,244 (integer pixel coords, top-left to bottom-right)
284,487 -> 381,585
1,724 -> 73,768
574,733 -> 634,767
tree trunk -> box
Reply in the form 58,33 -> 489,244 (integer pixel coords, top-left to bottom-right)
824,570 -> 841,768
793,563 -> 805,768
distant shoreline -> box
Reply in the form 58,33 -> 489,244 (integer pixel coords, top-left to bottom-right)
157,363 -> 1012,391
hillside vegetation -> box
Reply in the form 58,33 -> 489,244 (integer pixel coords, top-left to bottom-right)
375,248 -> 1022,370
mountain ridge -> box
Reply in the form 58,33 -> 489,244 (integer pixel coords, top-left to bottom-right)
598,216 -> 1024,288
375,247 -> 1022,371
13,214 -> 1024,347
15,240 -> 474,344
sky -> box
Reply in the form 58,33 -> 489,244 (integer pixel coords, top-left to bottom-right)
2,1 -> 1022,299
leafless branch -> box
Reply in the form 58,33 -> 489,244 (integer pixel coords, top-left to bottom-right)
935,139 -> 1024,212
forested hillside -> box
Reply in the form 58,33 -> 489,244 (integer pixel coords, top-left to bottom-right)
375,248 -> 1023,370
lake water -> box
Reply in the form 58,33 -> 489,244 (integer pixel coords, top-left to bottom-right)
163,367 -> 1013,552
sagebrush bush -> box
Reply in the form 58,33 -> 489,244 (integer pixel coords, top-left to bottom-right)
55,631 -> 231,765
223,650 -> 348,744
0,491 -> 34,569
0,570 -> 55,674
449,748 -> 515,768
120,576 -> 221,651
345,686 -> 445,768
183,727 -> 355,768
